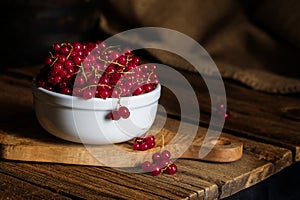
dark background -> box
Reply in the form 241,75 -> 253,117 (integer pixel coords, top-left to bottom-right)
0,0 -> 105,67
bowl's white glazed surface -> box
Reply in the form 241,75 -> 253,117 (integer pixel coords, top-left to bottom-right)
32,80 -> 161,144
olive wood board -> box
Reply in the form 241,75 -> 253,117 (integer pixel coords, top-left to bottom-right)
0,124 -> 242,168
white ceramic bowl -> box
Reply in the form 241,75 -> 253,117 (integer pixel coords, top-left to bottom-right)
32,79 -> 161,144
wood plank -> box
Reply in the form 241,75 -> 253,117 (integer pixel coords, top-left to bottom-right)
0,172 -> 71,199
0,161 -> 217,200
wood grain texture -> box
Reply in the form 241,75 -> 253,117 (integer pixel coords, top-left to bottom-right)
0,66 -> 297,199
0,172 -> 71,200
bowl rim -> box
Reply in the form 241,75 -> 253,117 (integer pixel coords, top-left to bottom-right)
32,77 -> 161,110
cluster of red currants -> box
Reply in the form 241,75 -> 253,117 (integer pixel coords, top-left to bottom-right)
131,135 -> 178,176
141,150 -> 177,176
109,106 -> 130,120
132,135 -> 155,151
36,41 -> 159,100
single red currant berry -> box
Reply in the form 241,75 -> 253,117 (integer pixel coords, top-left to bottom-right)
99,88 -> 110,99
143,84 -> 153,93
73,56 -> 82,65
44,56 -> 53,65
225,111 -> 230,119
77,51 -> 84,57
61,87 -> 71,95
53,43 -> 61,51
74,76 -> 86,86
132,56 -> 140,64
45,85 -> 53,91
165,163 -> 177,175
110,110 -> 120,120
106,65 -> 116,73
140,142 -> 148,151
151,164 -> 162,176
73,42 -> 82,51
53,75 -> 62,85
99,75 -> 110,85
150,65 -> 157,70
57,55 -> 66,64
158,158 -> 172,169
123,47 -> 132,55
60,45 -> 71,55
144,135 -> 155,145
64,60 -> 74,69
152,152 -> 161,162
133,87 -> 143,95
148,141 -> 155,149
117,55 -> 127,65
141,161 -> 152,172
53,63 -> 63,73
82,89 -> 94,99
160,150 -> 171,159
72,87 -> 82,96
132,142 -> 140,150
111,88 -> 121,98
125,62 -> 136,72
70,50 -> 77,57
118,106 -> 130,119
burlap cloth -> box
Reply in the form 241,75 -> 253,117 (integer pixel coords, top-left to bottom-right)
96,0 -> 300,94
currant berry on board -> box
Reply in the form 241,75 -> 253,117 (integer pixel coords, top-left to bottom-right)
132,135 -> 155,151
141,150 -> 178,176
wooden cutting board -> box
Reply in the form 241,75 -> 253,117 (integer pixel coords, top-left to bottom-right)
0,120 -> 243,168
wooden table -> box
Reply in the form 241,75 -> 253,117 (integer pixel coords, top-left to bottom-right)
0,65 -> 299,199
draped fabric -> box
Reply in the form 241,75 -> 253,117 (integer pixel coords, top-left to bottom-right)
96,0 -> 300,94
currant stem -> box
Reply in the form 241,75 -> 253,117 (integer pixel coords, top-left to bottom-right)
80,83 -> 111,91
161,132 -> 165,149
102,45 -> 121,55
78,63 -> 88,82
65,42 -> 73,60
50,57 -> 58,67
97,56 -> 125,68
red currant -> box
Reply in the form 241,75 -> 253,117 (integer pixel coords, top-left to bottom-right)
165,163 -> 177,175
141,161 -> 152,172
118,106 -> 130,119
151,164 -> 161,176
140,142 -> 148,151
132,142 -> 140,150
144,135 -> 155,144
99,88 -> 110,99
152,152 -> 161,162
110,110 -> 121,120
53,43 -> 61,51
160,150 -> 171,159
132,135 -> 156,151
140,150 -> 177,176
44,56 -> 53,65
82,89 -> 94,99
